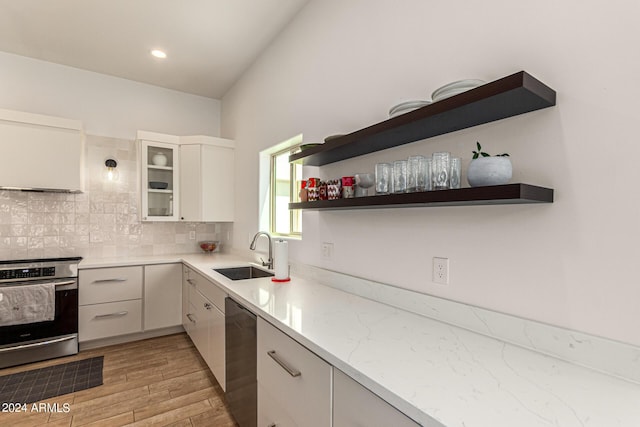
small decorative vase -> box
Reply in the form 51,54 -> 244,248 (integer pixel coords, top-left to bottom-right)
467,157 -> 512,187
152,152 -> 168,166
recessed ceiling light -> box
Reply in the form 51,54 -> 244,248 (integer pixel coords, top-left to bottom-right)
150,49 -> 167,59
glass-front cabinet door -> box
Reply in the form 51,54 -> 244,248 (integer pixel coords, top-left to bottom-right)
141,140 -> 180,221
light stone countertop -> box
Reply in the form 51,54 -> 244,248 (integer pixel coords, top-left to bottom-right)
80,253 -> 640,427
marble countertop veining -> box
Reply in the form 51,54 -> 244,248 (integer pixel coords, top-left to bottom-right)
81,254 -> 640,426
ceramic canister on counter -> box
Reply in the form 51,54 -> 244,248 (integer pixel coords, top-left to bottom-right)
341,176 -> 355,198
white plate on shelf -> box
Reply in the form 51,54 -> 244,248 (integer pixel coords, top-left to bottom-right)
389,106 -> 424,117
431,79 -> 485,101
433,87 -> 480,101
388,100 -> 431,116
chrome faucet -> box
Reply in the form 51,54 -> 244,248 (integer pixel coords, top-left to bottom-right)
249,231 -> 273,269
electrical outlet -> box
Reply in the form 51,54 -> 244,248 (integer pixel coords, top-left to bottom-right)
433,257 -> 449,285
321,242 -> 334,260
189,231 -> 196,240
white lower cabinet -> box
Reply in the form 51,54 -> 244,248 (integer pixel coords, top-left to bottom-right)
79,264 -> 182,343
257,383 -> 297,427
78,266 -> 143,342
144,263 -> 182,330
257,317 -> 331,427
79,266 -> 143,305
183,266 -> 227,390
79,300 -> 142,341
182,266 -> 193,335
188,289 -> 209,358
333,368 -> 420,427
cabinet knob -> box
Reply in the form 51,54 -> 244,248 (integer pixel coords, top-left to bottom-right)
181,217 -> 184,220
204,302 -> 212,310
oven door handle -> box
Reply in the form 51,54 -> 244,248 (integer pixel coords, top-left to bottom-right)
0,279 -> 77,289
92,278 -> 127,283
54,280 -> 77,286
51,279 -> 77,290
0,335 -> 76,353
53,280 -> 77,287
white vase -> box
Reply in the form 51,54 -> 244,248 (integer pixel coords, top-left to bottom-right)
467,157 -> 512,187
152,152 -> 168,166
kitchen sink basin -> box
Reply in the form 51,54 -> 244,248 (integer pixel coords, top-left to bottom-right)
213,266 -> 274,281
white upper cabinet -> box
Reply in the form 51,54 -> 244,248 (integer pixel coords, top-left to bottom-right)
139,131 -> 181,222
138,131 -> 235,223
0,108 -> 84,192
180,135 -> 235,222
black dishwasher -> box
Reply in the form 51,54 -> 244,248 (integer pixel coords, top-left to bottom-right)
225,297 -> 257,427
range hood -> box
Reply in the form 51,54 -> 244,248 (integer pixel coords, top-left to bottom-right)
0,109 -> 85,193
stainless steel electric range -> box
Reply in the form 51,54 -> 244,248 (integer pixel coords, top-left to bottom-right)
0,257 -> 81,369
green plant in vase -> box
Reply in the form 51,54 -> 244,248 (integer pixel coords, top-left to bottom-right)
467,142 -> 512,186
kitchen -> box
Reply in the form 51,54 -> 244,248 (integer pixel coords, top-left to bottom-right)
0,0 -> 639,426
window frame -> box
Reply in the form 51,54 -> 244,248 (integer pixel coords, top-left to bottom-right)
268,143 -> 302,238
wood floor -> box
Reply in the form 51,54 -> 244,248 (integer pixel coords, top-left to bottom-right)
0,333 -> 239,427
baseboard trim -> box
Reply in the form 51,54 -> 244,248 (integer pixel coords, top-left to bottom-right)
79,326 -> 185,351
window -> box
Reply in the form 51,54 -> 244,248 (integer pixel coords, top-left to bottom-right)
271,147 -> 302,236
259,134 -> 303,238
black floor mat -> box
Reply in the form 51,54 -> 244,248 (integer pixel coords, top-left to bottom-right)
0,356 -> 103,404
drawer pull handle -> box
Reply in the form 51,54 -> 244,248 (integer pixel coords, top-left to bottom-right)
186,313 -> 196,323
267,350 -> 301,378
94,311 -> 128,319
92,278 -> 127,283
204,302 -> 212,310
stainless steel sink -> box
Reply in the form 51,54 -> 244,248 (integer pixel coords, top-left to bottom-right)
213,266 -> 274,281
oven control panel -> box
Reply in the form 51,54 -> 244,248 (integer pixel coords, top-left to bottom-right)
0,267 -> 56,280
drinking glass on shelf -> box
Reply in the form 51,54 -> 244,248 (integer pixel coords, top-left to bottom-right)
425,158 -> 432,191
375,162 -> 392,195
407,155 -> 427,192
432,152 -> 450,190
449,157 -> 461,189
393,160 -> 407,193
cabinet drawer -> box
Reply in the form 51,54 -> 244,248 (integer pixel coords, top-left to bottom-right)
258,383 -> 297,427
257,317 -> 331,427
79,299 -> 142,342
188,270 -> 226,313
79,266 -> 143,305
333,369 -> 420,427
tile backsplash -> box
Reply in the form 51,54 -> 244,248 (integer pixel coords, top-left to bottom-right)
0,134 -> 231,260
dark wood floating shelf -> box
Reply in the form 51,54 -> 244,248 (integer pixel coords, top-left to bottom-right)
289,184 -> 553,210
289,71 -> 556,166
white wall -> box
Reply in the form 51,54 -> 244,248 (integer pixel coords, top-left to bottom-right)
222,0 -> 640,346
0,51 -> 221,139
